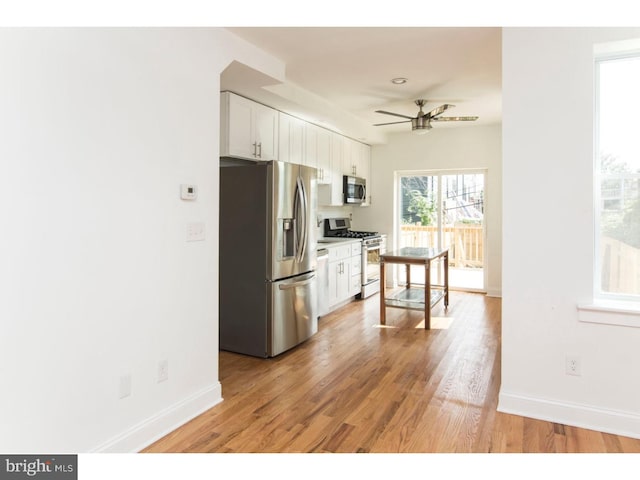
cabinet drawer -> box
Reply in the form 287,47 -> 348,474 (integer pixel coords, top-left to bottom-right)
328,244 -> 353,262
350,274 -> 361,294
351,242 -> 362,256
351,256 -> 361,275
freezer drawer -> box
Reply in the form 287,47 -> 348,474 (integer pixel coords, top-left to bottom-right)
268,272 -> 318,357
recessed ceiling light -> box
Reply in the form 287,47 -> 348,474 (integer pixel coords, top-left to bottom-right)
391,77 -> 408,85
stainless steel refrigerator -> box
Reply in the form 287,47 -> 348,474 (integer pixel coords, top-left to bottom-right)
219,160 -> 318,358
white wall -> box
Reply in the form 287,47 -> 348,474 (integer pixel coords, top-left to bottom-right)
500,27 -> 640,438
0,28 -> 283,453
352,125 -> 502,296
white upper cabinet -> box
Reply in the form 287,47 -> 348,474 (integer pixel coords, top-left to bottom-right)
316,127 -> 331,184
278,112 -> 305,164
341,138 -> 371,205
220,91 -> 278,161
342,137 -> 368,179
221,91 -> 370,205
341,137 -> 355,176
318,131 -> 345,206
360,143 -> 371,206
304,122 -> 318,168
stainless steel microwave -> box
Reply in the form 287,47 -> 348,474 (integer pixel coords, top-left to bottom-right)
343,175 -> 366,204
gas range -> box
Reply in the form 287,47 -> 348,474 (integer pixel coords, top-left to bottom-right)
323,218 -> 381,243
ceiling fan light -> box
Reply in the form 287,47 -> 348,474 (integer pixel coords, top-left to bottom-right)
411,117 -> 432,134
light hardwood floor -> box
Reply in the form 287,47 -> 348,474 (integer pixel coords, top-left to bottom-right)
144,292 -> 640,453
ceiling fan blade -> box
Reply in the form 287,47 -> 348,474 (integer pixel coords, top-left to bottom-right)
373,120 -> 411,126
375,110 -> 414,120
431,116 -> 479,122
426,104 -> 455,118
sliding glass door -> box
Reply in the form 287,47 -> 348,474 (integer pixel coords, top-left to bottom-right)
397,170 -> 486,291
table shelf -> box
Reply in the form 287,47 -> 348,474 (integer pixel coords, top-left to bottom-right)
385,287 -> 445,311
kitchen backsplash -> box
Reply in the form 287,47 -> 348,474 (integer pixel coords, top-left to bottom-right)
317,206 -> 353,237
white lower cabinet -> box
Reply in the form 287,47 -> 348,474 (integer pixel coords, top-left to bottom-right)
350,242 -> 362,297
325,241 -> 362,312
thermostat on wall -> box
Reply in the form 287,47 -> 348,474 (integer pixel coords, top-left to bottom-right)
180,184 -> 198,200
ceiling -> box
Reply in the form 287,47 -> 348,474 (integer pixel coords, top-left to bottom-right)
222,27 -> 502,144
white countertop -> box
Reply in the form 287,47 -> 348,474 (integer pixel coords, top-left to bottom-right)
317,237 -> 362,249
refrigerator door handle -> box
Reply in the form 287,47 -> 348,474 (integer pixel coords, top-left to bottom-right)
278,273 -> 316,290
293,180 -> 301,262
299,175 -> 308,260
294,176 -> 307,263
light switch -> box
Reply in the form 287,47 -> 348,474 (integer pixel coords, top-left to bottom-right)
187,222 -> 205,242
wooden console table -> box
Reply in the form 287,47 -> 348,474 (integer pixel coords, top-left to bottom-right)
379,247 -> 449,329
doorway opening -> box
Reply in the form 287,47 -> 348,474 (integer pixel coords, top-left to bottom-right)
396,170 -> 487,292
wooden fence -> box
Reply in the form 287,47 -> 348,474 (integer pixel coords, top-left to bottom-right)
400,224 -> 484,268
601,236 -> 640,295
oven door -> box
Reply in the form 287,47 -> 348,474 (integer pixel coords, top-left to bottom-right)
363,245 -> 380,285
362,238 -> 386,286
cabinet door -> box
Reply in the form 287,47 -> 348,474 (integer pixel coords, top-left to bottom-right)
328,260 -> 341,306
318,132 -> 345,206
342,137 -> 355,176
304,123 -> 318,168
224,93 -> 255,159
328,259 -> 351,307
279,112 -> 304,164
316,127 -> 331,184
338,260 -> 351,303
254,103 -> 278,161
360,143 -> 371,205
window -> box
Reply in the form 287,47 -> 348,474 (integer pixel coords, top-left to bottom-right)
595,53 -> 640,301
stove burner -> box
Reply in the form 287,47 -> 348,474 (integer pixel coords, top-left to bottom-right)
329,230 -> 379,239
324,218 -> 380,240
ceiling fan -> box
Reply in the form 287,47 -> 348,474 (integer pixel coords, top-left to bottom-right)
374,99 -> 478,134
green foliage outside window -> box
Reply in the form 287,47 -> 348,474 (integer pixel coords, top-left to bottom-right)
407,190 -> 436,226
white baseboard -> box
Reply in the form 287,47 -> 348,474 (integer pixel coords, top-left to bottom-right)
91,382 -> 223,453
498,390 -> 640,440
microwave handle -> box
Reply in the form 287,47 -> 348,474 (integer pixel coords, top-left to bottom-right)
360,184 -> 366,202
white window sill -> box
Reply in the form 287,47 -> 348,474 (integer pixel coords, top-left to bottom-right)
577,301 -> 640,328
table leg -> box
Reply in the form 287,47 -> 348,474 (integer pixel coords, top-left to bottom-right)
406,263 -> 411,289
380,260 -> 386,325
444,251 -> 449,308
425,260 -> 431,330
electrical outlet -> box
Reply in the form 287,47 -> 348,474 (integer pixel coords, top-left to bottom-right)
566,356 -> 581,376
119,374 -> 131,399
158,359 -> 169,383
